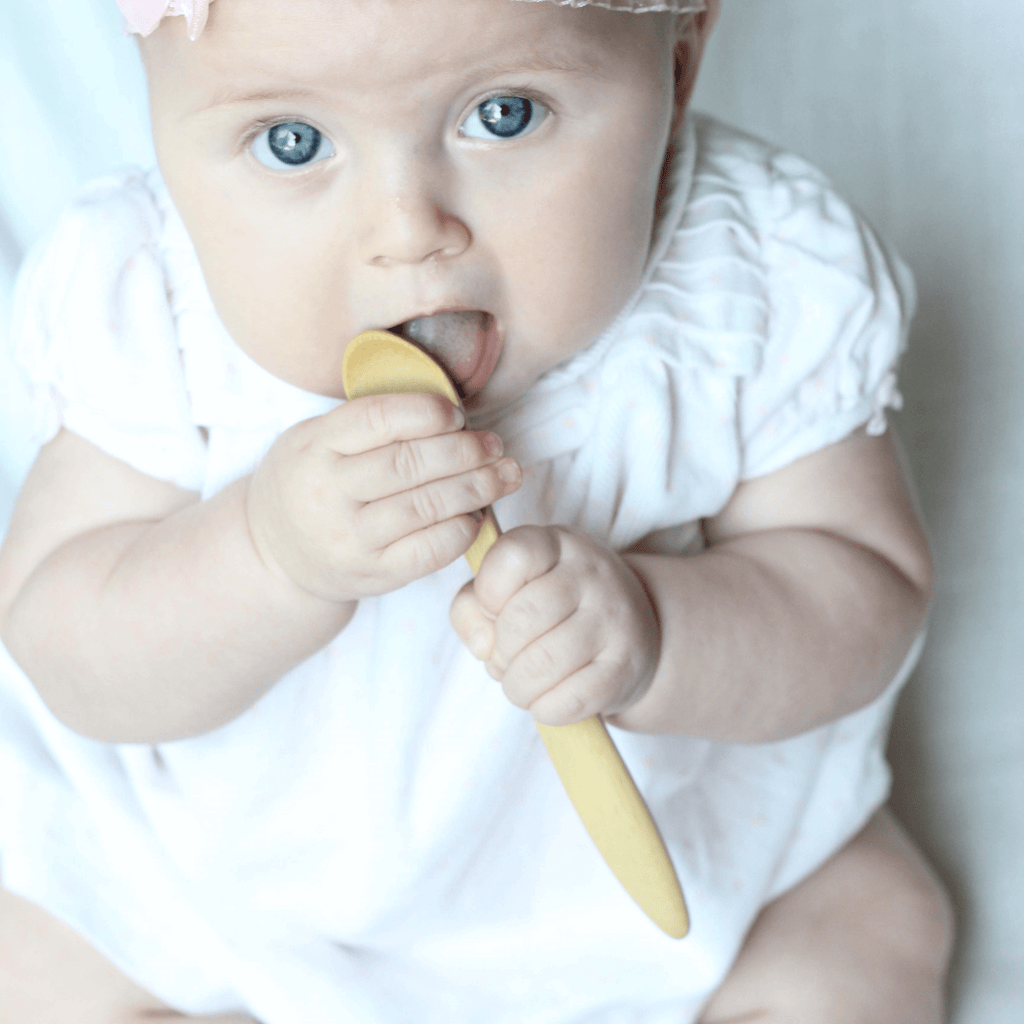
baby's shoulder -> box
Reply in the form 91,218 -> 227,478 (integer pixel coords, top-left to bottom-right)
687,113 -> 872,271
691,114 -> 827,180
11,165 -> 180,361
690,114 -> 842,216
678,113 -> 914,337
12,167 -> 170,339
32,168 -> 165,270
9,168 -> 207,489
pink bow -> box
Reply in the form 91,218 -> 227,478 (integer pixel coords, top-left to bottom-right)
116,0 -> 212,40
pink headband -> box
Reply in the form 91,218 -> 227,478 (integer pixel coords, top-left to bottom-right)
118,0 -> 212,41
118,0 -> 706,40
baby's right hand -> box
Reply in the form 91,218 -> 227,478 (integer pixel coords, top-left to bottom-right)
246,392 -> 521,602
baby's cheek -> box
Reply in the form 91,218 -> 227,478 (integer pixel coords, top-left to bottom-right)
525,210 -> 648,355
200,249 -> 341,393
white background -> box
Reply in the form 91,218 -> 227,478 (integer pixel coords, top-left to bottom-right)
2,1 -> 1022,1017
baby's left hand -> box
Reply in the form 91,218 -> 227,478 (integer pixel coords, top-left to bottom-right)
449,526 -> 660,725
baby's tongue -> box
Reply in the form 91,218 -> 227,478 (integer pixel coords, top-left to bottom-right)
399,311 -> 488,388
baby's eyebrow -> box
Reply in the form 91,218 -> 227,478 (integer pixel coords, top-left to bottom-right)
461,49 -> 611,81
194,85 -> 323,112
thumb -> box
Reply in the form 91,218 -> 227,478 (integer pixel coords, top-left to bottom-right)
449,579 -> 496,660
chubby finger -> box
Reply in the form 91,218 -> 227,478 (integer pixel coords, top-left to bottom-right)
355,457 -> 520,550
324,392 -> 465,457
369,515 -> 486,589
487,570 -> 579,676
343,428 -> 505,504
473,525 -> 562,617
497,614 -> 604,719
526,661 -> 624,726
449,581 -> 497,660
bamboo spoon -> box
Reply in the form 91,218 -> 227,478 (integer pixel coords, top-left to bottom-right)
341,329 -> 689,938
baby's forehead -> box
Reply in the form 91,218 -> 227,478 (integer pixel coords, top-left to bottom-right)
141,0 -> 675,107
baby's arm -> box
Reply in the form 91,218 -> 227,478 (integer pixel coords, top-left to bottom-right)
451,426 -> 932,742
0,394 -> 519,743
614,426 -> 932,740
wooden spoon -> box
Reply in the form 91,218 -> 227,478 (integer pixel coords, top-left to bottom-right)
342,329 -> 689,938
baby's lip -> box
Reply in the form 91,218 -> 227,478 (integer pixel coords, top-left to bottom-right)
389,310 -> 498,396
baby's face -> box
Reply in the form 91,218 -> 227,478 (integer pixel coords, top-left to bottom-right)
143,0 -> 690,413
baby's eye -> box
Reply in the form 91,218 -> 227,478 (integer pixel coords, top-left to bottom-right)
461,96 -> 547,141
250,122 -> 335,170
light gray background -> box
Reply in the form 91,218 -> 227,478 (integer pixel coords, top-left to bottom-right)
693,4 -> 1024,1019
1,1 -> 1021,1018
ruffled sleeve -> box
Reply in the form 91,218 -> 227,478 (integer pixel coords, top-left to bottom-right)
8,170 -> 207,491
735,143 -> 916,480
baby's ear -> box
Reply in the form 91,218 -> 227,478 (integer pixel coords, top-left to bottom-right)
697,0 -> 722,36
670,2 -> 720,124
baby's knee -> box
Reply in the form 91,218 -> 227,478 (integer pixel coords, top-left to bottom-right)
843,807 -> 955,976
0,877 -> 171,1024
699,807 -> 953,1024
782,807 -> 954,1022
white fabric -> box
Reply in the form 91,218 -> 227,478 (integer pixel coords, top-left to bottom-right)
2,114 -> 914,1022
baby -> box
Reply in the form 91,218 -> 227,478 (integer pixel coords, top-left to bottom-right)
0,0 -> 952,1021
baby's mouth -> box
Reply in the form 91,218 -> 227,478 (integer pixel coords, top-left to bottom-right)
392,310 -> 498,397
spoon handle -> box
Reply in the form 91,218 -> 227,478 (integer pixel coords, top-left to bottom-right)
465,510 -> 688,938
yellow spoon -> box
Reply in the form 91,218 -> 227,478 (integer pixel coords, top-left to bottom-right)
342,329 -> 689,938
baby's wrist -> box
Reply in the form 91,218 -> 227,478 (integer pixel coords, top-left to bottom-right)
240,476 -> 358,614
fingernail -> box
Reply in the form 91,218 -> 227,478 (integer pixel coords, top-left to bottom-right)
497,459 -> 520,484
483,432 -> 503,457
450,404 -> 466,428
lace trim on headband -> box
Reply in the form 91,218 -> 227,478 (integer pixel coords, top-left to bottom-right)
510,0 -> 706,10
119,0 -> 705,40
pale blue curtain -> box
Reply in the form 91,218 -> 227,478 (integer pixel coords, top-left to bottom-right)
0,0 -> 153,514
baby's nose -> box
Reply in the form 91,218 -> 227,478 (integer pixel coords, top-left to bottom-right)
357,160 -> 470,268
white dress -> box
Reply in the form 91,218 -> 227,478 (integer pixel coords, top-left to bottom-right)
1,114 -> 919,1023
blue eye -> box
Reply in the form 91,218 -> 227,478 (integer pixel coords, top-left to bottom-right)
462,96 -> 547,140
250,122 -> 335,170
